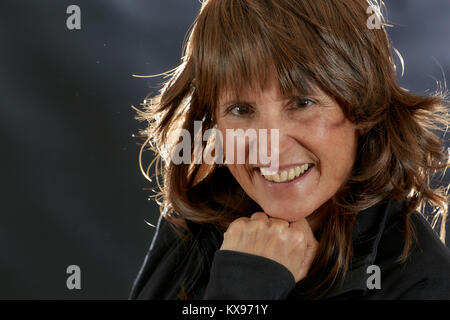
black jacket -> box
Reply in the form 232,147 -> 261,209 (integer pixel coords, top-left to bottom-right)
129,199 -> 450,300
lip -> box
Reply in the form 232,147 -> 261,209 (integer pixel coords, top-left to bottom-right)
256,163 -> 315,187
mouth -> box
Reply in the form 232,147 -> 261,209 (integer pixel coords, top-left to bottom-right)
256,163 -> 314,183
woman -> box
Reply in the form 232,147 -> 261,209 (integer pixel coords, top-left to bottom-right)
130,0 -> 450,299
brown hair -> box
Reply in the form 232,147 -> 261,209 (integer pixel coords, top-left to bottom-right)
135,0 -> 449,298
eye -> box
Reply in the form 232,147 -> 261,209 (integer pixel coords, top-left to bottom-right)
292,98 -> 315,110
225,104 -> 253,117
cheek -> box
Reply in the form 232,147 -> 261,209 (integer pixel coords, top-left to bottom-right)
218,122 -> 249,164
313,119 -> 357,179
226,164 -> 255,196
227,164 -> 240,179
218,124 -> 229,155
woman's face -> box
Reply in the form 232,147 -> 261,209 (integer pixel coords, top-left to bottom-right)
216,76 -> 358,222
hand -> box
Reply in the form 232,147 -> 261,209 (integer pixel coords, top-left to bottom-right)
220,212 -> 319,283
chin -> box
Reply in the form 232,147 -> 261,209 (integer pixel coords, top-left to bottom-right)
258,201 -> 317,222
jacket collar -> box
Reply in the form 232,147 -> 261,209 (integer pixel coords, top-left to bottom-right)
322,199 -> 395,299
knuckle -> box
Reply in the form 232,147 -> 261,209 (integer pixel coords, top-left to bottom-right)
271,224 -> 285,234
290,218 -> 307,230
269,218 -> 289,232
259,217 -> 288,234
228,217 -> 248,230
235,217 -> 249,225
291,230 -> 305,243
223,228 -> 234,238
250,212 -> 268,220
251,219 -> 268,231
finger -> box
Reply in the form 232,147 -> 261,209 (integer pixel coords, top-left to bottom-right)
302,236 -> 319,278
268,216 -> 290,228
289,217 -> 312,234
231,216 -> 250,226
290,218 -> 319,249
225,216 -> 249,233
289,217 -> 309,232
250,212 -> 269,221
289,218 -> 313,243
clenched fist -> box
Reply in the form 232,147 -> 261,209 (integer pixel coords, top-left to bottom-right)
220,212 -> 319,283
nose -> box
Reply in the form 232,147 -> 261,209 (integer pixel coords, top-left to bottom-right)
245,109 -> 298,167
252,109 -> 298,157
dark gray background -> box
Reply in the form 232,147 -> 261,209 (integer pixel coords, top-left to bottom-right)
0,0 -> 448,299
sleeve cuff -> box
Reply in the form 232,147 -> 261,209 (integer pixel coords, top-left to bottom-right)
202,249 -> 296,300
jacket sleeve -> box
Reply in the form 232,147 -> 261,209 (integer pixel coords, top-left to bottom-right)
129,215 -> 191,300
130,216 -> 296,300
396,213 -> 450,300
398,277 -> 450,300
202,249 -> 296,300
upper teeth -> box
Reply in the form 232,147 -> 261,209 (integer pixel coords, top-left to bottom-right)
260,164 -> 311,183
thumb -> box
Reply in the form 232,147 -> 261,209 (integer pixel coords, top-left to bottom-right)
291,218 -> 319,248
290,218 -> 319,270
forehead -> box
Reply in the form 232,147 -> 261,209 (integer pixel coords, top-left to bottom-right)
218,80 -> 276,102
217,74 -> 320,105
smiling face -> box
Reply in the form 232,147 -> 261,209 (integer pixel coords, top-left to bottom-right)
216,75 -> 358,223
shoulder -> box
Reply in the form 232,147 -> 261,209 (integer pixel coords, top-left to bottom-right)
374,200 -> 450,299
129,216 -> 222,300
128,216 -> 187,299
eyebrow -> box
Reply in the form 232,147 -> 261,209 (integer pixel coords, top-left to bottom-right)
219,100 -> 255,108
219,95 -> 298,109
